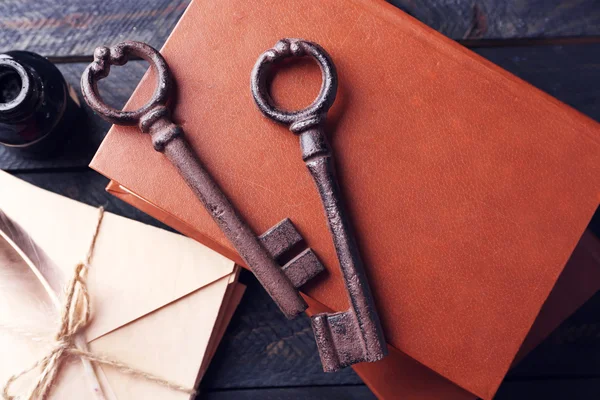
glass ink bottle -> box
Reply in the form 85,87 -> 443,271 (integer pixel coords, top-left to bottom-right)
0,51 -> 80,155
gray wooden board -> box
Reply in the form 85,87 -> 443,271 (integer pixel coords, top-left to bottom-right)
1,0 -> 599,57
389,0 -> 600,41
198,385 -> 376,400
509,291 -> 600,379
198,379 -> 600,400
1,43 -> 599,172
0,0 -> 189,57
496,378 -> 600,399
475,43 -> 600,122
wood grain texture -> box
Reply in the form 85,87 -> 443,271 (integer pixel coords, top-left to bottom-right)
199,379 -> 600,400
389,0 -> 600,40
199,385 -> 376,400
476,43 -> 600,122
1,0 -> 599,56
0,0 -> 189,56
509,291 -> 600,379
496,378 -> 600,399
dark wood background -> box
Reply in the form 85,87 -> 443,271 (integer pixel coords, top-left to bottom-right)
1,1 -> 599,399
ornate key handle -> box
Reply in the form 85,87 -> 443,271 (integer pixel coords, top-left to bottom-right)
81,41 -> 326,320
252,39 -> 388,372
81,41 -> 170,126
251,38 -> 337,132
81,41 -> 181,152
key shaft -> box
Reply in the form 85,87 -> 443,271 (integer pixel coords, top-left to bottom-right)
251,38 -> 388,371
299,126 -> 387,370
150,117 -> 307,318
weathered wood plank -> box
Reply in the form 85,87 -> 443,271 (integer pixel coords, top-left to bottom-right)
390,0 -> 600,40
509,291 -> 600,379
200,379 -> 600,400
496,378 -> 600,399
1,43 -> 599,172
199,385 -> 376,400
476,43 -> 600,122
1,0 -> 599,57
0,0 -> 189,56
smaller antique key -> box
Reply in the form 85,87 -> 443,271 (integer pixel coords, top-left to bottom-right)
251,39 -> 388,371
80,41 -> 324,320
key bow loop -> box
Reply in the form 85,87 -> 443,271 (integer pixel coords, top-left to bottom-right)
251,38 -> 338,132
81,41 -> 172,126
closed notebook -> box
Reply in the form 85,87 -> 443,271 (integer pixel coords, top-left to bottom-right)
0,170 -> 245,399
90,0 -> 600,398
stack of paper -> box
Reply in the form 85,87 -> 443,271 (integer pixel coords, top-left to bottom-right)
0,170 -> 244,399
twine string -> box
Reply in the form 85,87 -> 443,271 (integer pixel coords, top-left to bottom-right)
2,207 -> 196,400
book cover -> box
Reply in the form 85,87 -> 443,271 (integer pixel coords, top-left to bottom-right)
90,0 -> 600,397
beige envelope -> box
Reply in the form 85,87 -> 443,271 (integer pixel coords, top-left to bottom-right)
0,170 -> 244,399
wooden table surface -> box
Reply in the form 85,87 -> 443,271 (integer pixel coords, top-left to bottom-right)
1,1 -> 600,399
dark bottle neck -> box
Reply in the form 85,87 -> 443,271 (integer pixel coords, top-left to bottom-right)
0,56 -> 41,123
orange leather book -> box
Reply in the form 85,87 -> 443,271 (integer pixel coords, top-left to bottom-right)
90,0 -> 600,398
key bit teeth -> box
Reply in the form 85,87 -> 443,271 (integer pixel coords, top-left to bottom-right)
311,310 -> 387,372
282,248 -> 324,288
259,218 -> 303,259
260,218 -> 324,287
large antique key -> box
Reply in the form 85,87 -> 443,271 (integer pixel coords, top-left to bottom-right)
80,41 -> 324,319
251,39 -> 388,371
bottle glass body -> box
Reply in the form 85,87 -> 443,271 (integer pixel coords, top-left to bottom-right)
0,51 -> 78,153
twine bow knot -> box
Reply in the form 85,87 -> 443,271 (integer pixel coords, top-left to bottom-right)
2,208 -> 195,400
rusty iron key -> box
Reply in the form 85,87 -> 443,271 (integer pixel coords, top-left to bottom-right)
80,41 -> 325,319
251,39 -> 388,371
